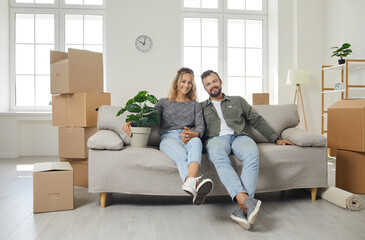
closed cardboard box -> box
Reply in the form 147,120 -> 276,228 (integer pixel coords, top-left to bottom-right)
328,99 -> 365,152
52,92 -> 110,127
336,150 -> 365,194
33,162 -> 74,213
59,127 -> 97,158
253,93 -> 269,105
50,48 -> 103,94
61,158 -> 88,187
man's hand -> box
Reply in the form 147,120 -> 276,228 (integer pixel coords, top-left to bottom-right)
181,127 -> 199,144
122,122 -> 132,137
276,139 -> 295,146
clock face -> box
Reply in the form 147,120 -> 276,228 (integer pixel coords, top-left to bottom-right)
135,35 -> 153,52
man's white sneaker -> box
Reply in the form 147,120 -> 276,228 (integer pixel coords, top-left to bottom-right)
181,177 -> 199,199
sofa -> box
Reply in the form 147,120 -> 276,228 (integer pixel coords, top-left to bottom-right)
88,104 -> 328,208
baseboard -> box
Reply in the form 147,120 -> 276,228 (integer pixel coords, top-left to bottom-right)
0,153 -> 19,159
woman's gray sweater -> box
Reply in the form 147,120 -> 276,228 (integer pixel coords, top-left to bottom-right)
155,98 -> 205,138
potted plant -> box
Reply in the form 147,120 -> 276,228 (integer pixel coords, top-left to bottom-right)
331,43 -> 352,65
117,90 -> 160,148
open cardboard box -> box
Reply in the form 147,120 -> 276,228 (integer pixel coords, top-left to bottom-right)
252,93 -> 269,105
50,48 -> 103,94
33,162 -> 74,213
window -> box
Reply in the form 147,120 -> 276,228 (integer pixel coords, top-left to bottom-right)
10,0 -> 105,111
182,0 -> 267,102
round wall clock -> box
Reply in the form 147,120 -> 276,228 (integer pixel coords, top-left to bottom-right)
135,35 -> 153,53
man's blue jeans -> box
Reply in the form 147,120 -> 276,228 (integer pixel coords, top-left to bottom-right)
205,135 -> 259,201
160,130 -> 203,182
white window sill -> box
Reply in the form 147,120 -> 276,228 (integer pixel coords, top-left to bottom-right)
0,111 -> 52,116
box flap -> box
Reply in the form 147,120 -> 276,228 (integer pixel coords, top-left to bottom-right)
68,48 -> 102,65
34,162 -> 73,172
329,99 -> 365,110
50,51 -> 69,64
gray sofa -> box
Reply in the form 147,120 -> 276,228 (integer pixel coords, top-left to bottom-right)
88,104 -> 328,208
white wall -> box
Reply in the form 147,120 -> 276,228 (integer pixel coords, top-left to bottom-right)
106,0 -> 181,106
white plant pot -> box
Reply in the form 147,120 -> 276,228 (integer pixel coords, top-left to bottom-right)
130,127 -> 151,148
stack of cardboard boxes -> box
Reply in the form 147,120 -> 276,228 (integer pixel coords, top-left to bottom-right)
50,48 -> 111,187
328,99 -> 365,194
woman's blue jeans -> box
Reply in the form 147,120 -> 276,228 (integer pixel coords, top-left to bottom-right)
205,135 -> 259,201
159,130 -> 203,182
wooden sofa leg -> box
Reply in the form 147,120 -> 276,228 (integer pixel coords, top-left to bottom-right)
311,188 -> 317,201
100,193 -> 107,208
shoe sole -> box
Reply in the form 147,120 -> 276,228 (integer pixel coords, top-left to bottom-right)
230,214 -> 250,230
248,200 -> 261,224
193,181 -> 213,205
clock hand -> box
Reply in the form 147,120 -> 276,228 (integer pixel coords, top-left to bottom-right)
139,40 -> 145,45
143,37 -> 146,45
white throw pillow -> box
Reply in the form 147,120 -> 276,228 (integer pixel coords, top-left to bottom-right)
87,130 -> 124,150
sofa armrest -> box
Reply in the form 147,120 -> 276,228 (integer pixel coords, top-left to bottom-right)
87,130 -> 124,150
281,128 -> 326,147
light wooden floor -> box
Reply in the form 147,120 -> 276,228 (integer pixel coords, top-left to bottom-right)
0,156 -> 364,240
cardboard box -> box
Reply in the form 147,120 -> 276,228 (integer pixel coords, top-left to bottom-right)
52,92 -> 110,127
50,48 -> 103,94
33,162 -> 74,213
253,93 -> 269,105
59,127 -> 97,158
60,158 -> 88,187
336,150 -> 365,194
327,99 -> 365,152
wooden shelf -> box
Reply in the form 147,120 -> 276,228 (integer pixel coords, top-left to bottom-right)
321,59 -> 365,134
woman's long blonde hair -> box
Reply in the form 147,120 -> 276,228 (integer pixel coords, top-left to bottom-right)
167,67 -> 197,102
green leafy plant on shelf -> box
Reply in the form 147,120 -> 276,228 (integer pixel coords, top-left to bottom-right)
117,90 -> 160,127
331,43 -> 352,64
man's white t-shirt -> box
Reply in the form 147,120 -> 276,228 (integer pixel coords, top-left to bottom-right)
212,100 -> 234,136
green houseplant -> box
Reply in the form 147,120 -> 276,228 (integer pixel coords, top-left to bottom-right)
331,43 -> 352,64
117,90 -> 160,147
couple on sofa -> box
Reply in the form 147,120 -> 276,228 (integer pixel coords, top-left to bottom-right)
123,67 -> 294,230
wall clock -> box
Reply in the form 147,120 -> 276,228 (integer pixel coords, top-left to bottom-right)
135,35 -> 153,53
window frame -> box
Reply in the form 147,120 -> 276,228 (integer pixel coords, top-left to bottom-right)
9,0 -> 106,111
181,0 -> 268,101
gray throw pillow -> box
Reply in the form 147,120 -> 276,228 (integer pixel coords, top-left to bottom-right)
245,104 -> 300,143
87,130 -> 124,150
97,105 -> 131,145
281,128 -> 327,147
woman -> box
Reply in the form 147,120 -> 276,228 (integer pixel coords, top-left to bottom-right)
123,67 -> 213,205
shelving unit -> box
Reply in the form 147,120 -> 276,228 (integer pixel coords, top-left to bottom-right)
321,59 -> 365,134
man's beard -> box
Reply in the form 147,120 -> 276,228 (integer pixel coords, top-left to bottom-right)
209,87 -> 221,98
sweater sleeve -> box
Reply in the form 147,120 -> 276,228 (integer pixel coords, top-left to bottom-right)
194,101 -> 205,138
154,98 -> 163,117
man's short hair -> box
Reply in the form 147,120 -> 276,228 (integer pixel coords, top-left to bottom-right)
201,70 -> 221,84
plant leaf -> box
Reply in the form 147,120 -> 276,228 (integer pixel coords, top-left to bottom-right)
134,96 -> 148,103
342,43 -> 351,49
126,104 -> 142,113
147,94 -> 158,104
142,106 -> 155,113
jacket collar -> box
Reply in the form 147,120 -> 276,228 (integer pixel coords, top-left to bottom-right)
206,93 -> 230,106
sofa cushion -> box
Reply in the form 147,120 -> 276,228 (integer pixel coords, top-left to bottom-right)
245,104 -> 300,143
97,105 -> 131,145
281,128 -> 327,147
87,130 -> 124,150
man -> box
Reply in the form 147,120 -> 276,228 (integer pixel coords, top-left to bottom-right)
182,70 -> 294,230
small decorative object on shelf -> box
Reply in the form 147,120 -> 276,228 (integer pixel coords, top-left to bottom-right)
334,82 -> 343,91
331,43 -> 352,65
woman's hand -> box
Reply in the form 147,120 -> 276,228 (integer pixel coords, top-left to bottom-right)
181,127 -> 199,144
122,122 -> 132,137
